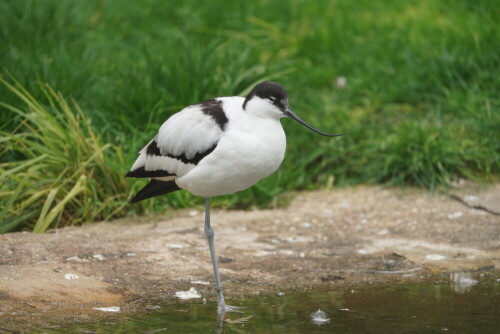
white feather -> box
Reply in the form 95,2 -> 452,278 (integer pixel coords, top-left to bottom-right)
157,104 -> 223,159
129,100 -> 226,178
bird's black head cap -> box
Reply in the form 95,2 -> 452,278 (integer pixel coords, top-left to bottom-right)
243,81 -> 288,110
243,81 -> 345,137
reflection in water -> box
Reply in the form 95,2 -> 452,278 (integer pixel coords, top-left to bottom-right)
450,271 -> 479,293
215,313 -> 223,334
310,309 -> 330,325
37,281 -> 499,334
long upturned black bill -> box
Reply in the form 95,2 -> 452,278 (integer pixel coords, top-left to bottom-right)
285,109 -> 345,137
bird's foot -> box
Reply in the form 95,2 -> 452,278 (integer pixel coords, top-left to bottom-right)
218,304 -> 246,314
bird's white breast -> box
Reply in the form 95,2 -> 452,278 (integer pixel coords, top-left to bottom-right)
176,97 -> 286,197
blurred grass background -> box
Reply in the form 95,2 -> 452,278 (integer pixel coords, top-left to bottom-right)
0,0 -> 498,233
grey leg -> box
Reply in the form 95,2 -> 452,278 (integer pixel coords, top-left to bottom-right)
204,197 -> 226,314
204,197 -> 244,315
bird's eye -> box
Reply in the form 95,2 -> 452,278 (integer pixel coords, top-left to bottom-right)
268,97 -> 277,103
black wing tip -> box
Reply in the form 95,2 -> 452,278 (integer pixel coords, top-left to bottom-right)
129,179 -> 181,204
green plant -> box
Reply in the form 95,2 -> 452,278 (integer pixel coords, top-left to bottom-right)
0,77 -> 134,232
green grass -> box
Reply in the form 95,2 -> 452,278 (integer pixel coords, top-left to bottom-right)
1,0 -> 498,233
0,77 -> 134,233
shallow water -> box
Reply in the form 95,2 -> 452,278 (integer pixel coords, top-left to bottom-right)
40,282 -> 499,333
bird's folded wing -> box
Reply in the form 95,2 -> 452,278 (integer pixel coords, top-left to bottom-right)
126,104 -> 225,179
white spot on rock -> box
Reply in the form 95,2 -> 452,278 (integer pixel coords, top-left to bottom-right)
93,306 -> 120,312
93,254 -> 106,261
64,273 -> 79,280
175,287 -> 201,300
65,256 -> 88,263
425,254 -> 446,261
168,244 -> 186,249
190,280 -> 210,285
255,250 -> 276,257
378,229 -> 389,236
282,235 -> 309,243
448,212 -> 463,219
279,250 -> 294,256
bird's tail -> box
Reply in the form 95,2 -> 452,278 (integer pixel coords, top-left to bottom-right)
130,179 -> 181,203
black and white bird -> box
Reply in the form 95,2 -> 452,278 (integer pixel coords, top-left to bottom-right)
126,81 -> 343,314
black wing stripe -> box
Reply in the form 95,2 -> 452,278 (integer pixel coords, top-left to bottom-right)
146,140 -> 217,165
198,99 -> 228,130
125,167 -> 176,178
146,140 -> 161,155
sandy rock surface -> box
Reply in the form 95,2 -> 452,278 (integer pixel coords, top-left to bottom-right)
1,186 -> 499,330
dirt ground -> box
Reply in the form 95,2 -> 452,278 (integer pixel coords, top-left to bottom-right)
1,185 -> 499,331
